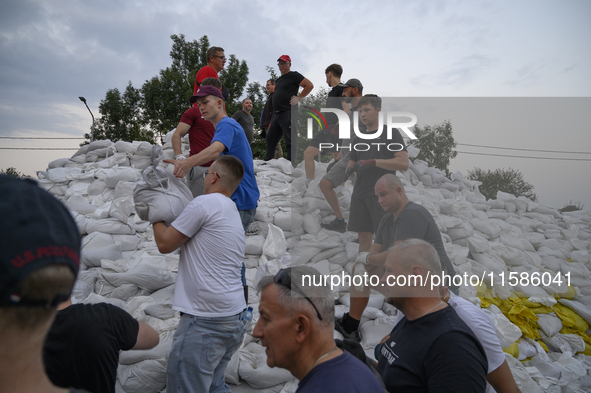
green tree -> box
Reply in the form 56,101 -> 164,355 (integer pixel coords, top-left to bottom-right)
294,87 -> 329,164
88,81 -> 154,143
467,167 -> 538,202
89,34 -> 251,144
408,120 -> 457,175
0,167 -> 29,178
560,200 -> 584,213
219,54 -> 249,116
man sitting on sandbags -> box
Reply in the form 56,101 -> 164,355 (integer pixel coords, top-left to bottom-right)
253,266 -> 384,392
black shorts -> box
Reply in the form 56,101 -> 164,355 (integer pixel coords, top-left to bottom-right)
347,196 -> 386,234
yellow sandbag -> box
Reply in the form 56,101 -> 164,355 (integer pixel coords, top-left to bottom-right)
579,342 -> 591,356
559,326 -> 591,346
553,303 -> 589,332
502,341 -> 519,358
527,305 -> 553,314
554,285 -> 577,300
500,297 -> 540,340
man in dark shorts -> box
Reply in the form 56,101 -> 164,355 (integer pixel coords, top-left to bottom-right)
334,95 -> 409,340
264,55 -> 314,162
377,240 -> 488,392
337,173 -> 460,340
303,63 -> 347,184
320,78 -> 364,233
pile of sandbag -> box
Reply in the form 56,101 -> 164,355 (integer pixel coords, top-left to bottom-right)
34,129 -> 591,393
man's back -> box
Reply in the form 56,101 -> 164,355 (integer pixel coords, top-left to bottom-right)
171,192 -> 246,316
297,351 -> 384,393
378,305 -> 488,392
212,117 -> 259,211
44,303 -> 139,393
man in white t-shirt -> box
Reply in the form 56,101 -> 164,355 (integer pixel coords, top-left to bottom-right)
152,155 -> 247,393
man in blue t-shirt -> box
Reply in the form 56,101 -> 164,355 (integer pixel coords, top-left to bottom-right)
253,266 -> 384,393
165,85 -> 260,301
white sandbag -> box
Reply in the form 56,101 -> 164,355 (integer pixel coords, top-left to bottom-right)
262,224 -> 287,260
113,181 -> 137,199
87,179 -> 107,196
245,235 -> 265,255
310,246 -> 344,264
536,313 -> 563,337
239,342 -> 294,389
85,218 -> 134,235
81,243 -> 123,268
118,357 -> 167,393
492,313 -> 523,349
225,347 -> 241,385
328,251 -> 349,267
517,338 -> 538,361
360,316 -> 397,349
470,218 -> 501,239
446,222 -> 474,240
132,145 -> 193,226
302,210 -> 322,235
104,167 -> 141,188
102,264 -> 176,292
109,197 -> 135,223
66,194 -> 98,215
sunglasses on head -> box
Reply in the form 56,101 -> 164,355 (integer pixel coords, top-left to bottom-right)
274,268 -> 323,320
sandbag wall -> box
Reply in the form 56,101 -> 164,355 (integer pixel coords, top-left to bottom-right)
35,131 -> 591,393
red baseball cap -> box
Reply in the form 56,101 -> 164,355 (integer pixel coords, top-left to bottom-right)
277,55 -> 291,63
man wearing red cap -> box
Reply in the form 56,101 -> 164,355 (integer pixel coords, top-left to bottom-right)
264,55 -> 314,162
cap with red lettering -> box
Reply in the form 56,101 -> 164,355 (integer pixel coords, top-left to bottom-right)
277,55 -> 291,63
0,175 -> 80,307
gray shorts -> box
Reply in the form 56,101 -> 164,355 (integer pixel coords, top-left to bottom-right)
187,165 -> 208,198
322,158 -> 348,187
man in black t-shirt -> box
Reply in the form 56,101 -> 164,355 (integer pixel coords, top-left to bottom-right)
377,240 -> 488,392
303,63 -> 348,184
44,299 -> 159,393
264,55 -> 314,162
334,95 -> 409,341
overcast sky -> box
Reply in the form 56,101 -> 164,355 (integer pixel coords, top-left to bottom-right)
1,0 -> 590,209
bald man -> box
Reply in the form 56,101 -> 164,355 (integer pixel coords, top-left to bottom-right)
377,239 -> 488,392
336,173 -> 458,341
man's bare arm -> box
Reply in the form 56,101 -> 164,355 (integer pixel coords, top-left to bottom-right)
172,122 -> 191,157
132,322 -> 160,350
486,360 -> 521,393
163,141 -> 226,178
153,222 -> 190,254
375,151 -> 410,172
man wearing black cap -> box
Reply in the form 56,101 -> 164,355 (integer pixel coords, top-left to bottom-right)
264,55 -> 314,162
0,175 -> 87,393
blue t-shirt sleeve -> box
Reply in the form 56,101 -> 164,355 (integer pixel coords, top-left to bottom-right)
211,119 -> 233,153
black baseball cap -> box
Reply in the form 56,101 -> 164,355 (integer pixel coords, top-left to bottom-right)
0,175 -> 80,307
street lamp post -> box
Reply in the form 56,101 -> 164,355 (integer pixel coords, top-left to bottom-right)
79,96 -> 95,142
